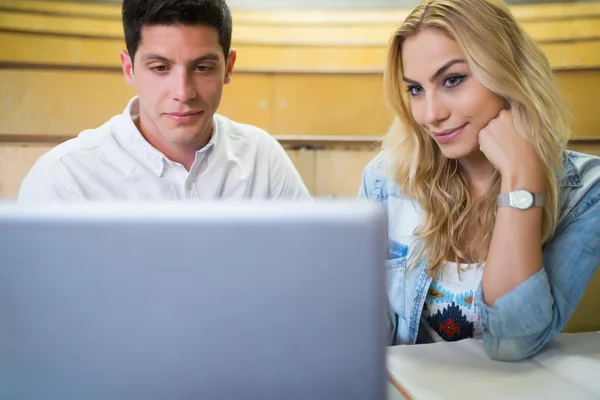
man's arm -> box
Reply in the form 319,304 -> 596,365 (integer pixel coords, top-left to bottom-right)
266,137 -> 312,200
18,158 -> 84,203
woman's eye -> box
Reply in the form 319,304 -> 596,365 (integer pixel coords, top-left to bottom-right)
444,75 -> 466,87
407,86 -> 423,96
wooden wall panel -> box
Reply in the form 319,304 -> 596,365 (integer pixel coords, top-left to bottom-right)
0,69 -> 135,137
2,68 -> 599,139
272,74 -> 393,136
2,0 -> 121,19
0,32 -> 390,73
0,10 -> 123,38
0,144 -> 53,199
5,30 -> 600,73
2,7 -> 600,46
0,31 -> 124,69
220,74 -> 273,132
205,45 -> 390,73
555,69 -> 600,138
285,149 -> 316,194
4,0 -> 600,24
521,18 -> 600,42
541,40 -> 600,70
0,69 -> 272,136
314,149 -> 379,197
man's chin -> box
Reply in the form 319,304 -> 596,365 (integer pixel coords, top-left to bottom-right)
166,126 -> 213,147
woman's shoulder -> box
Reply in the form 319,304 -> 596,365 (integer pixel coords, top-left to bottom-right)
559,150 -> 600,217
562,150 -> 600,188
363,150 -> 391,175
360,150 -> 410,201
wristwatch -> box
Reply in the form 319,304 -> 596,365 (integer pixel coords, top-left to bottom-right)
496,189 -> 545,210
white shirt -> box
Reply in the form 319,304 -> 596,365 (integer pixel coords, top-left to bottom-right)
18,97 -> 311,202
420,262 -> 485,342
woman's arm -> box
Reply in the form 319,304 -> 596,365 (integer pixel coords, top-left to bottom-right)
475,111 -> 600,361
477,110 -> 548,306
476,181 -> 600,361
481,172 -> 545,306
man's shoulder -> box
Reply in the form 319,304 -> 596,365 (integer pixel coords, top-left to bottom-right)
214,114 -> 279,147
18,114 -> 132,202
35,117 -> 120,168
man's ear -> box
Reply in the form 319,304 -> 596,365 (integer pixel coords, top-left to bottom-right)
120,50 -> 135,87
224,49 -> 237,85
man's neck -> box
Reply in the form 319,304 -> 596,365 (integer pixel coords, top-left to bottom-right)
135,118 -> 214,172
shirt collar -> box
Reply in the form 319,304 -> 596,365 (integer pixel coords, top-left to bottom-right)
560,150 -> 583,188
118,96 -> 218,177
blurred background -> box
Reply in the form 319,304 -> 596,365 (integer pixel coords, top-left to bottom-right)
0,0 -> 599,336
1,0 -> 600,198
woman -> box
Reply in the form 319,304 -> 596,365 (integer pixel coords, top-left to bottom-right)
359,0 -> 600,361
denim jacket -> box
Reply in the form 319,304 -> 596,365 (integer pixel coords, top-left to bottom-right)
358,150 -> 600,361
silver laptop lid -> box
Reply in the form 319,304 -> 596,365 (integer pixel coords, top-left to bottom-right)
0,201 -> 387,400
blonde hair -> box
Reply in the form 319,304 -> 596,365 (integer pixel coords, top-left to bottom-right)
382,0 -> 571,276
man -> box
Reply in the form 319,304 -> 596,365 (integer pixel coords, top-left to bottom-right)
18,0 -> 310,202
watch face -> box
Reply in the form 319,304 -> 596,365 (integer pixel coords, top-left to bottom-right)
512,190 -> 534,210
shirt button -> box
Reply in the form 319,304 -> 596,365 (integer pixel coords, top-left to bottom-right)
185,182 -> 192,190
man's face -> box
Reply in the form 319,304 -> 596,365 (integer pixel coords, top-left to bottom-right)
121,24 -> 236,151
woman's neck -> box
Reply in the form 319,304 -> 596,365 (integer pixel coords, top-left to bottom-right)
458,151 -> 496,199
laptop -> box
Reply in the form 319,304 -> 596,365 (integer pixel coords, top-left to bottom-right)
0,201 -> 387,400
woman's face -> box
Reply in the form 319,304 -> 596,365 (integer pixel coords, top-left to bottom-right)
401,28 -> 506,160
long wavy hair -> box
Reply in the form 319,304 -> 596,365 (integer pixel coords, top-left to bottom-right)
382,0 -> 571,276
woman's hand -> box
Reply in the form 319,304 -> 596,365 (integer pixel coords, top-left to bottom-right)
478,109 -> 544,191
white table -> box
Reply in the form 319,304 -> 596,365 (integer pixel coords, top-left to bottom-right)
387,331 -> 600,399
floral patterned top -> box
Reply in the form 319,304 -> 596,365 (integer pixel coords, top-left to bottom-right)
420,262 -> 485,342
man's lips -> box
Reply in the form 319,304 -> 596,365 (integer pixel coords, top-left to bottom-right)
166,111 -> 201,117
164,111 -> 202,122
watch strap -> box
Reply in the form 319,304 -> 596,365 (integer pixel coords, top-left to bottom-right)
496,193 -> 510,207
496,191 -> 545,208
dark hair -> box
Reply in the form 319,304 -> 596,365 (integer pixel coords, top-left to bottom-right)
122,0 -> 232,63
